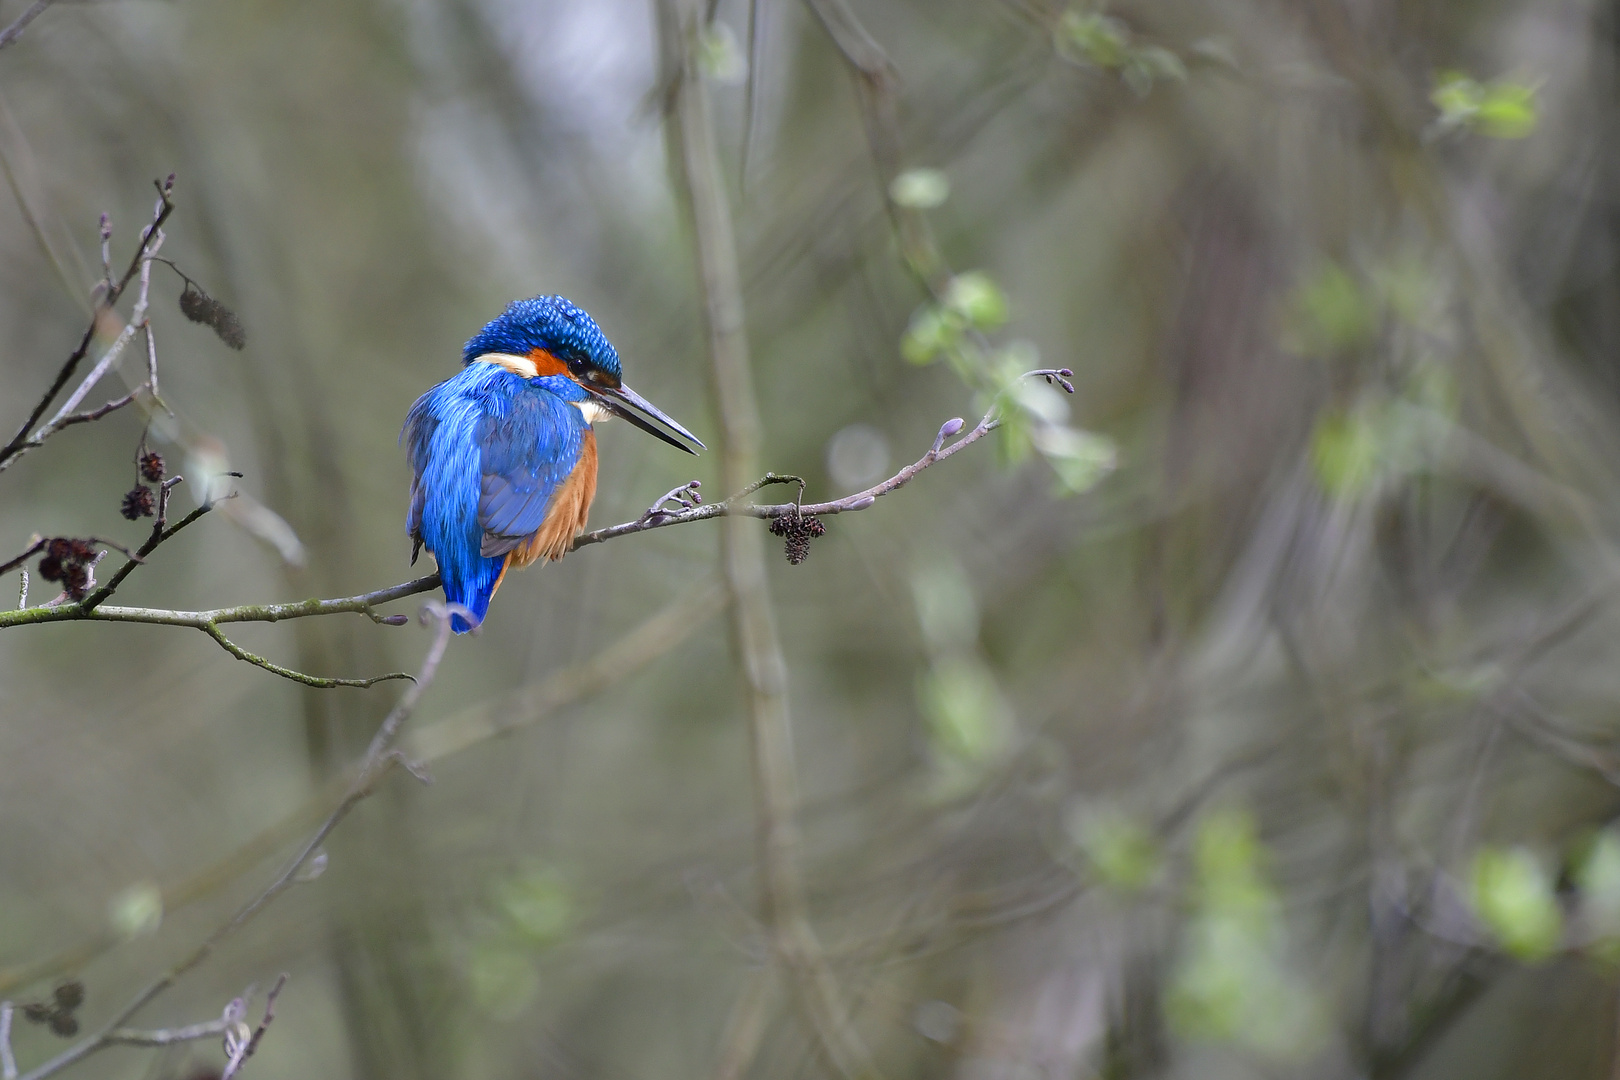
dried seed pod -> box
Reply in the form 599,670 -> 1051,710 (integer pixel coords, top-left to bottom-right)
138,450 -> 165,483
178,284 -> 211,324
784,530 -> 812,565
61,562 -> 90,600
179,286 -> 246,351
53,980 -> 84,1011
121,485 -> 156,520
767,511 -> 826,565
47,1012 -> 78,1038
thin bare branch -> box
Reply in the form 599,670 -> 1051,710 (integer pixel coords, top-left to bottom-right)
0,394 -> 1017,635
662,2 -> 875,1076
0,1 -> 55,52
0,185 -> 174,474
14,611 -> 456,1080
0,585 -> 720,1000
1,1002 -> 15,1080
104,1019 -> 230,1048
42,211 -> 162,428
218,973 -> 285,1080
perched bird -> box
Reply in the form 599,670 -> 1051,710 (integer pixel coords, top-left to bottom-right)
403,296 -> 703,632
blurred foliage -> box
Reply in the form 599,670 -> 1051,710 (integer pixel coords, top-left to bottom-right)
1469,847 -> 1563,962
1432,72 -> 1540,139
2,0 -> 1620,1078
1167,810 -> 1321,1060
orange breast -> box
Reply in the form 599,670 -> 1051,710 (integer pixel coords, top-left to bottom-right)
490,429 -> 598,599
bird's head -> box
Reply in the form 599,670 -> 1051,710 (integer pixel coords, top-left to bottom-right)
463,295 -> 703,454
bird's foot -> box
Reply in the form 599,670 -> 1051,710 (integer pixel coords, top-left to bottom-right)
639,480 -> 703,523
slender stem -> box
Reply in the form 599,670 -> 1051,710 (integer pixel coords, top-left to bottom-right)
662,3 -> 875,1076
0,0 -> 55,52
0,584 -> 721,1000
0,408 -> 998,633
0,1002 -> 15,1080
104,1019 -> 230,1047
14,611 -> 456,1080
0,190 -> 173,474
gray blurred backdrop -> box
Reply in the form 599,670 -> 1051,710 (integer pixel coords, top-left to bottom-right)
3,0 -> 1620,1078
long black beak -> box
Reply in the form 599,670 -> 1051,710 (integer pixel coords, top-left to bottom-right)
591,382 -> 705,455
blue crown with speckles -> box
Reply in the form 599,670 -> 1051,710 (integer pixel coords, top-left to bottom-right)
461,295 -> 622,380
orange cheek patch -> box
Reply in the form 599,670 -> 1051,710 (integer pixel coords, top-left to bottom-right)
527,348 -> 570,378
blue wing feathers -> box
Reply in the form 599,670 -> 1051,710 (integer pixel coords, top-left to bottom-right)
402,364 -> 587,633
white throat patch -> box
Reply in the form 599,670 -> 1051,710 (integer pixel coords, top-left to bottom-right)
473,353 -> 609,425
574,400 -> 610,425
472,352 -> 540,378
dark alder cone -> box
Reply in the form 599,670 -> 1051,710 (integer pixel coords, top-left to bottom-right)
46,537 -> 73,561
48,1012 -> 78,1038
61,562 -> 90,600
21,1002 -> 51,1024
138,450 -> 165,483
36,554 -> 63,582
212,307 -> 246,351
54,981 -> 84,1011
179,286 -> 246,351
178,284 -> 212,323
67,538 -> 95,561
121,484 -> 155,519
767,512 -> 826,565
784,531 -> 811,565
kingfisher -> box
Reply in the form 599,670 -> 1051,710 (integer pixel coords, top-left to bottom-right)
403,296 -> 703,633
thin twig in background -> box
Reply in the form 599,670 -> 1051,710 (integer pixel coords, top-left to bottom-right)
661,1 -> 876,1075
0,583 -> 722,999
0,182 -> 173,475
42,206 -> 163,427
218,974 -> 286,1080
0,398 -> 1029,689
0,1002 -> 15,1080
103,1016 -> 231,1048
12,608 -> 456,1080
0,1 -> 55,53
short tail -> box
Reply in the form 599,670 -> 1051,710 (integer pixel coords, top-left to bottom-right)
441,554 -> 506,634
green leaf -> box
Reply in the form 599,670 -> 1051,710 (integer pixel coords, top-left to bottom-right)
1194,809 -> 1272,916
1123,45 -> 1186,94
900,304 -> 960,365
1431,71 -> 1483,127
1069,806 -> 1160,890
696,21 -> 746,85
1470,846 -> 1562,961
1055,10 -> 1130,68
918,656 -> 1012,766
1168,808 -> 1323,1059
995,409 -> 1036,466
108,881 -> 163,940
889,168 -> 951,209
1310,405 -> 1384,499
1010,377 -> 1072,425
1032,424 -> 1117,495
944,271 -> 1009,330
910,558 -> 980,655
495,868 -> 574,946
1475,81 -> 1537,138
1431,72 -> 1537,138
1288,262 -> 1376,354
1578,831 -> 1620,938
468,946 -> 539,1018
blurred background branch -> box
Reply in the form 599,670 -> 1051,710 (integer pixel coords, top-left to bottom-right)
3,0 -> 1620,1078
662,0 -> 874,1073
